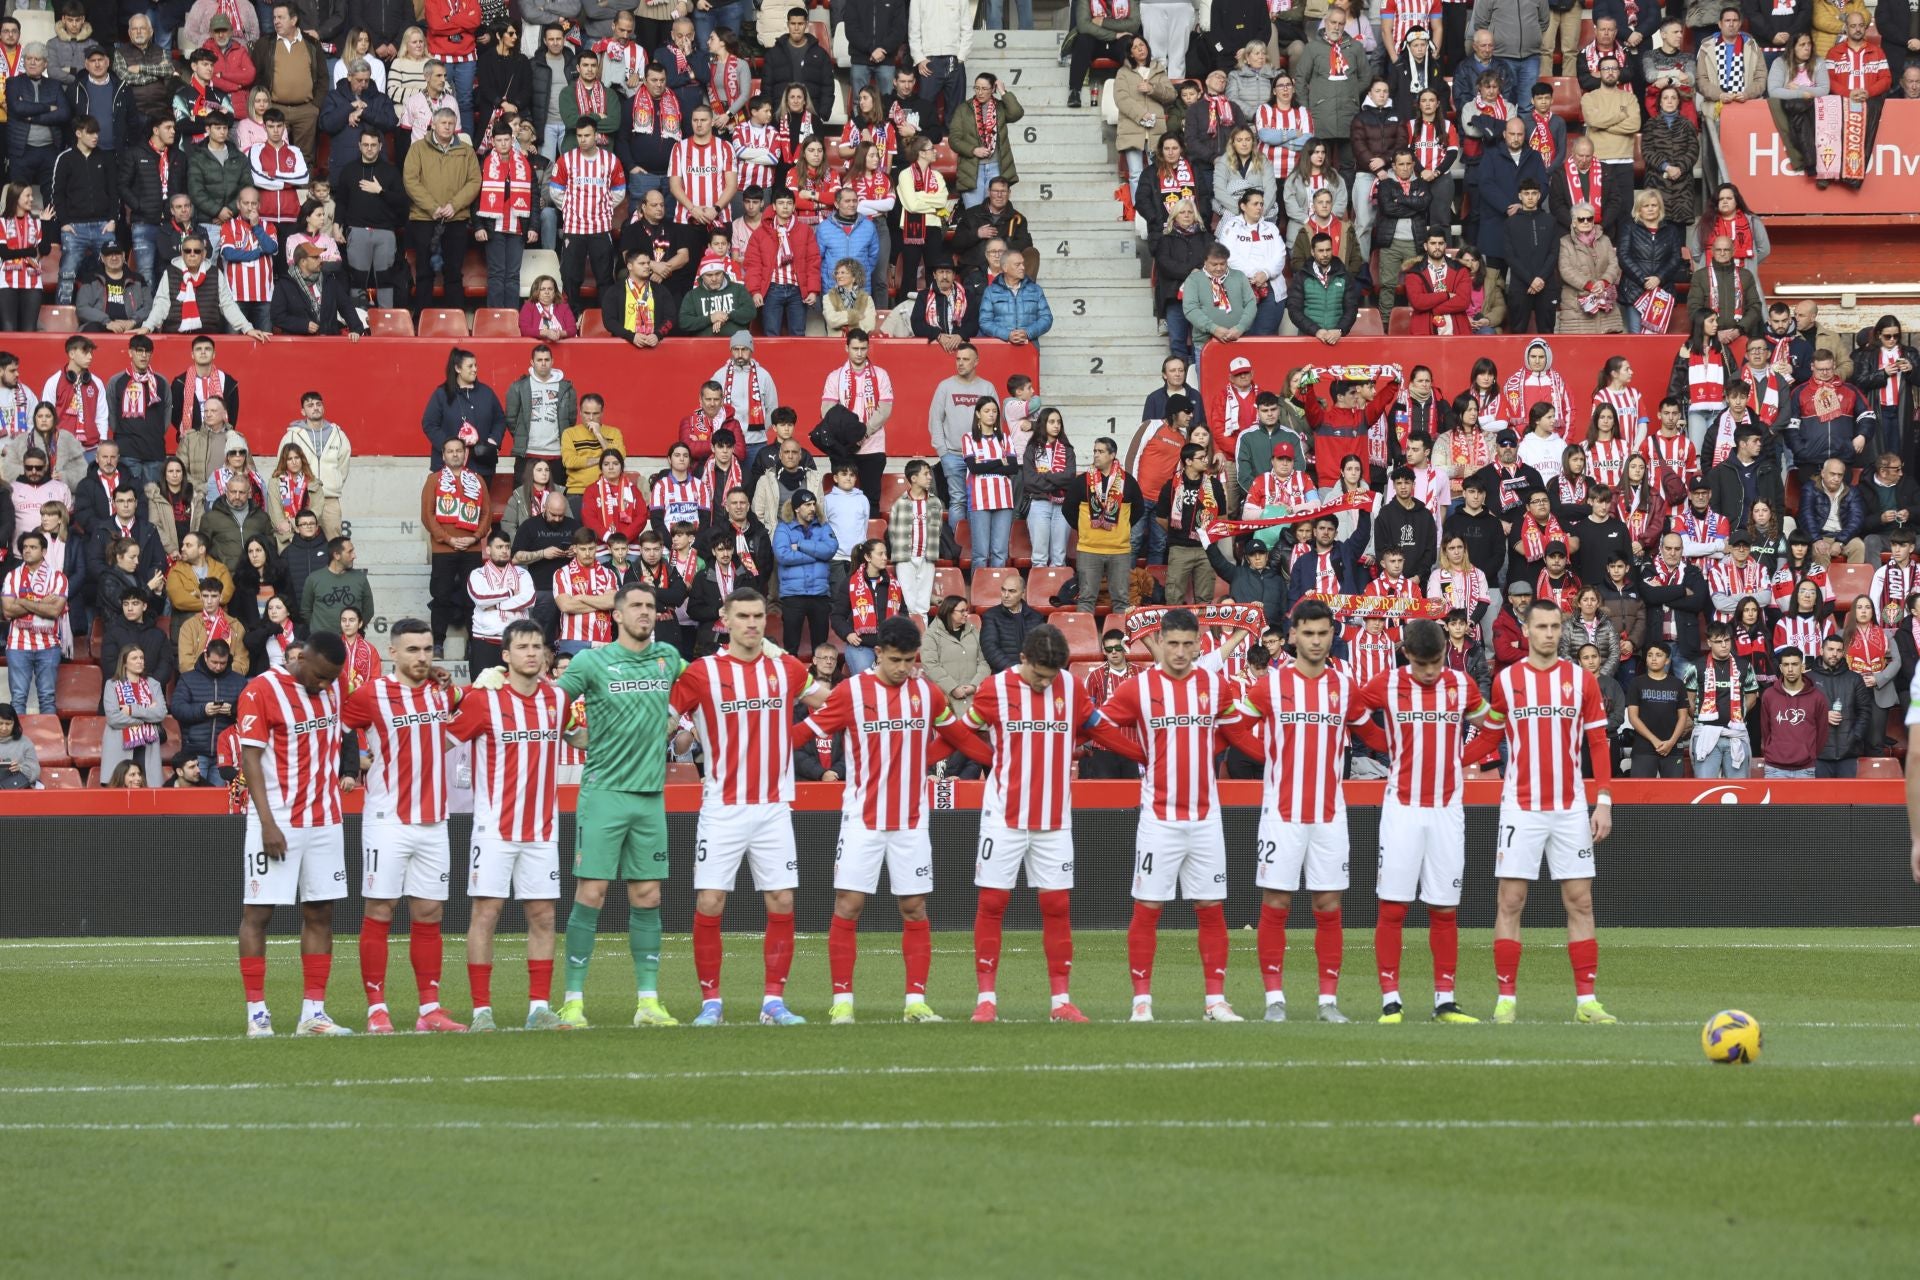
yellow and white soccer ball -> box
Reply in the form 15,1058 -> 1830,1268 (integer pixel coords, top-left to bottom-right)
1701,1010 -> 1763,1065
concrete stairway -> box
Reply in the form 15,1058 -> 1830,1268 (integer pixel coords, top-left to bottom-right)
338,460 -> 435,640
969,23 -> 1167,443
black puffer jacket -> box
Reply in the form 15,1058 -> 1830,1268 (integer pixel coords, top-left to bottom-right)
1153,222 -> 1211,312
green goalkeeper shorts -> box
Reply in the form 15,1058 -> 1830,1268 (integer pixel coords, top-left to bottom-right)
572,788 -> 670,883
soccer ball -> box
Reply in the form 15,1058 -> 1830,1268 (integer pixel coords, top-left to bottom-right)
1701,1010 -> 1763,1065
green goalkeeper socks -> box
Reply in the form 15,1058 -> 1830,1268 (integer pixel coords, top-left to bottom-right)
563,903 -> 601,994
629,907 -> 663,995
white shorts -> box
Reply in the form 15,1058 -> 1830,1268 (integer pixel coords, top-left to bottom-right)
1132,812 -> 1228,902
242,817 -> 347,905
693,802 -> 799,893
833,816 -> 934,897
1254,811 -> 1351,893
361,818 -> 451,902
1376,796 -> 1465,908
1494,804 -> 1597,882
467,826 -> 562,900
973,815 -> 1075,891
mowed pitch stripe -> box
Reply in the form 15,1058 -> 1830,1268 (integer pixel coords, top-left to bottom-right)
0,1118 -> 1900,1134
1,1056 -> 1911,1097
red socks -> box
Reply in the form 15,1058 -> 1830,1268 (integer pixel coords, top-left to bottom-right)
1257,904 -> 1288,994
528,958 -> 553,1004
763,911 -> 795,998
1194,903 -> 1229,997
239,955 -> 266,1003
974,888 -> 1010,994
358,915 -> 390,1005
300,952 -> 330,1002
1127,902 -> 1161,997
692,910 -> 724,1001
902,917 -> 931,997
828,913 -> 858,995
1313,908 -> 1342,998
1568,937 -> 1598,997
1429,909 -> 1459,998
467,962 -> 492,1009
1494,937 -> 1523,997
409,920 -> 442,1007
1375,901 -> 1407,995
1037,889 -> 1073,998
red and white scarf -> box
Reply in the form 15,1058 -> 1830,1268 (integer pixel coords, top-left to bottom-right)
433,466 -> 485,532
1086,464 -> 1128,530
1697,656 -> 1745,724
592,476 -> 642,532
722,361 -> 767,427
1090,0 -> 1131,17
120,369 -> 161,417
275,471 -> 309,523
631,89 -> 683,136
847,569 -> 905,633
574,77 -> 607,124
175,264 -> 209,331
973,96 -> 998,152
1564,156 -> 1602,209
838,363 -> 879,414
117,679 -> 159,749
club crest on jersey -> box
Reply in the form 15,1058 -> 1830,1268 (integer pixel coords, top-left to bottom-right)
1562,681 -> 1574,698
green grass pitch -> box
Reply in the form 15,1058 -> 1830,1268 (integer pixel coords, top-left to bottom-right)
1,926 -> 1916,1277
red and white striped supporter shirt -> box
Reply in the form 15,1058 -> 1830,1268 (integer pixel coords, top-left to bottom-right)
1098,667 -> 1237,822
1356,667 -> 1487,808
650,473 -> 709,528
669,136 -> 738,223
341,676 -> 452,826
963,431 -> 1016,511
670,651 -> 813,805
761,214 -> 803,285
0,217 -> 44,290
967,667 -> 1099,831
448,680 -> 570,843
1592,387 -> 1644,441
733,120 -> 779,193
1638,430 -> 1699,488
1585,436 -> 1632,488
555,560 -> 618,645
801,673 -> 949,831
549,146 -> 623,235
2,564 -> 66,651
1236,663 -> 1367,823
1255,104 -> 1312,179
237,669 -> 343,828
219,217 -> 275,303
1489,658 -> 1606,812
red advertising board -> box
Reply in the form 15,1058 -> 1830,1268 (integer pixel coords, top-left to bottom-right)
1719,99 -> 1920,216
0,335 -> 1039,459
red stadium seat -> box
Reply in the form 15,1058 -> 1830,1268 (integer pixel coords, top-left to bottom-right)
54,664 -> 102,719
418,308 -> 471,338
879,472 -> 910,510
66,716 -> 104,769
1028,566 -> 1077,613
1857,756 -> 1903,778
1068,660 -> 1099,686
39,766 -> 81,789
21,715 -> 70,768
1051,611 -> 1103,663
1387,307 -> 1413,335
161,716 -> 181,758
666,761 -> 701,785
970,565 -> 1018,611
38,305 -> 78,333
866,517 -> 887,542
578,312 -> 611,339
1007,520 -> 1033,568
1550,76 -> 1581,125
945,519 -> 971,569
473,308 -> 522,338
1350,310 -> 1385,337
933,566 -> 967,606
1830,561 -> 1875,610
366,308 -> 415,337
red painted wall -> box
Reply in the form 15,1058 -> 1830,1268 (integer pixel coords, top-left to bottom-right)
1,336 -> 1040,459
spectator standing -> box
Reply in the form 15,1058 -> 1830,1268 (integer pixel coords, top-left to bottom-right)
176,576 -> 249,676
421,347 -> 507,476
2,530 -> 68,714
403,108 -> 480,316
336,131 -> 407,308
1807,633 -> 1868,776
819,328 -> 894,509
276,391 -> 351,539
831,537 -> 908,674
202,471 -> 274,572
465,529 -> 534,674
1159,442 -> 1227,604
961,399 -> 1018,569
7,46 -> 72,198
923,594 -> 993,716
506,345 -> 576,481
49,116 -> 118,307
100,647 -> 166,787
319,58 -> 398,182
1757,646 -> 1829,777
1181,242 -> 1255,363
978,251 -> 1053,346
1623,638 -> 1691,775
1066,435 -> 1146,615
763,7 -> 834,119
885,459 -> 945,617
773,489 -> 837,653
927,343 -> 996,528
1473,0 -> 1548,106
1022,408 -> 1076,569
252,3 -> 328,164
950,73 -> 1022,209
1297,8 -> 1369,170
474,122 -> 537,311
169,638 -> 244,777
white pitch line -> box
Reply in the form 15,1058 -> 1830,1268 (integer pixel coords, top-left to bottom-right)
0,1117 -> 1898,1135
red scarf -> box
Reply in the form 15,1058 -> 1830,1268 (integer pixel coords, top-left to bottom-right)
1528,111 -> 1556,162
631,89 -> 683,136
175,264 -> 209,330
120,369 -> 161,417
838,363 -> 879,414
433,466 -> 485,532
728,522 -> 758,576
708,55 -> 742,117
722,361 -> 766,427
592,477 -> 641,532
117,679 -> 158,749
1090,0 -> 1132,17
1328,34 -> 1350,78
574,78 -> 606,122
200,607 -> 232,645
923,281 -> 967,330
973,96 -> 998,152
1848,625 -> 1888,674
1157,158 -> 1195,208
847,569 -> 904,633
1517,514 -> 1565,563
1711,212 -> 1755,261
275,471 -> 309,523
1698,656 -> 1745,723
1564,156 -> 1602,209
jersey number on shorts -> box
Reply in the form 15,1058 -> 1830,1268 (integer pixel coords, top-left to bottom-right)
1256,840 -> 1276,867
251,851 -> 270,875
979,838 -> 994,861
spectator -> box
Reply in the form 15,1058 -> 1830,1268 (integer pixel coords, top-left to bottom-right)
1064,434 -> 1145,615
334,130 -> 407,308
1491,579 -> 1534,668
960,399 -> 1018,569
77,241 -> 151,336
923,594 -> 993,713
1471,0 -> 1547,101
581,448 -> 647,548
1766,32 -> 1826,176
500,459 -> 559,543
177,576 -> 249,675
745,189 -> 822,337
1478,120 -> 1551,281
1556,204 -> 1624,334
242,591 -> 305,671
386,25 -> 432,118
319,57 -> 398,182
1807,633 -> 1868,776
1067,0 -> 1141,108
1684,621 -> 1760,776
1298,7 -> 1369,167
1575,60 -> 1640,236
470,124 -> 537,312
163,529 -> 233,614
952,174 -> 1035,276
1757,645 -> 1829,778
1513,79 -> 1567,168
831,537 -> 908,674
402,107 -> 480,316
100,646 -> 166,787
0,701 -> 40,789
977,572 -> 1044,672
1857,453 -> 1920,563
1788,350 -> 1874,476
603,246 -> 677,345
2,530 -> 67,713
229,535 -> 292,629
1843,593 -> 1901,752
753,433 -> 826,534
282,508 -> 328,611
1853,318 -> 1920,460
1159,442 -> 1228,604
115,15 -> 181,124
1181,242 -> 1255,361
1617,189 -> 1685,334
86,487 -> 168,600
815,184 -> 880,300
100,578 -> 173,686
139,232 -> 266,338
883,459 -> 945,617
252,4 -> 329,163
272,243 -> 365,336
1154,200 -> 1212,362
1623,638 -> 1690,775
1350,79 -> 1404,246
47,115 -> 117,308
1374,465 -> 1440,583
1690,235 -> 1763,345
0,184 -> 53,334
1800,456 -> 1867,564
950,73 -> 1023,209
1019,408 -> 1075,569
549,115 -> 625,316
763,7 -> 834,120
1637,529 -> 1711,665
175,47 -> 237,140
1209,534 -> 1289,630
6,46 -> 71,198
1401,228 -> 1473,335
818,328 -> 893,509
1287,231 -> 1361,346
977,250 -> 1053,345
773,489 -> 836,653
301,534 -> 374,636
1214,190 -> 1286,336
421,347 -> 507,476
202,470 -> 274,573
846,0 -> 910,99
821,257 -> 880,336
679,251 -> 756,338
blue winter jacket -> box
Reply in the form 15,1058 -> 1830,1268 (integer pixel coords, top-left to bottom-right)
977,277 -> 1055,343
774,517 -> 838,597
1798,480 -> 1865,545
813,216 -> 880,295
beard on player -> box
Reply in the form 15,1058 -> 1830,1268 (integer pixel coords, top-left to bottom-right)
613,582 -> 659,646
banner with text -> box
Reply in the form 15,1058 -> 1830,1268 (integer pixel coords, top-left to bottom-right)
1720,100 -> 1920,215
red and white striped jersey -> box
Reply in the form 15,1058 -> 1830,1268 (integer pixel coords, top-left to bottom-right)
1236,663 -> 1368,823
549,146 -> 623,235
237,669 -> 343,828
0,217 -> 44,290
1585,436 -> 1632,488
447,680 -> 570,844
963,430 -> 1017,511
554,560 -> 619,645
218,217 -> 275,302
670,651 -> 813,805
1356,667 -> 1487,808
1255,105 -> 1312,178
1591,386 -> 1644,441
1098,666 -> 1237,822
669,136 -> 738,223
801,673 -> 949,831
1708,555 -> 1772,622
1342,623 -> 1400,685
340,676 -> 452,826
650,472 -> 710,527
967,667 -> 1099,831
732,120 -> 779,193
1,564 -> 66,651
1488,658 -> 1606,812
1638,430 -> 1699,488
1243,469 -> 1315,512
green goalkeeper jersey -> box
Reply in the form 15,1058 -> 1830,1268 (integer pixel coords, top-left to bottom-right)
558,640 -> 687,794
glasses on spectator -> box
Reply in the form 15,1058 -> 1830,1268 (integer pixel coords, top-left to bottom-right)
1882,330 -> 1902,341
1104,645 -> 1125,655
1573,216 -> 1593,224
182,246 -> 205,256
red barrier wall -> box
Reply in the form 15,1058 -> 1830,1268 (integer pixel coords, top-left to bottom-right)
1198,335 -> 1688,443
1720,100 -> 1920,216
0,336 -> 1040,459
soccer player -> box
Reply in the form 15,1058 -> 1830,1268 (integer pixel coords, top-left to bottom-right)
340,618 -> 463,1034
1219,598 -> 1372,1024
793,615 -> 962,1024
1087,608 -> 1246,1023
235,631 -> 350,1037
448,620 -> 575,1032
553,582 -> 687,1029
1476,597 -> 1618,1024
1353,619 -> 1489,1025
960,624 -> 1102,1023
669,587 -> 824,1026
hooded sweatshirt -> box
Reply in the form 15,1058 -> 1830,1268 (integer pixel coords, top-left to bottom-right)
1501,338 -> 1574,437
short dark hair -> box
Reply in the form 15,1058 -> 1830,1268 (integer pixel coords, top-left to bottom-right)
305,630 -> 348,665
1402,619 -> 1444,662
721,586 -> 765,613
1776,644 -> 1805,664
1021,624 -> 1070,669
389,618 -> 431,642
619,580 -> 662,609
873,615 -> 922,653
502,619 -> 546,650
326,535 -> 352,559
1160,608 -> 1201,637
1290,599 -> 1334,629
